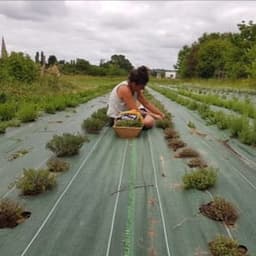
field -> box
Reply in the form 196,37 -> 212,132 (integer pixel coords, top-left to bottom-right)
0,76 -> 256,255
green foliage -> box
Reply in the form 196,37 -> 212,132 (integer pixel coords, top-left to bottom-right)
176,20 -> 256,79
208,235 -> 242,256
46,157 -> 70,172
114,119 -> 143,127
47,55 -> 57,66
91,107 -> 108,123
82,117 -> 105,134
0,198 -> 25,228
182,167 -> 217,190
0,103 -> 16,121
0,52 -> 39,83
16,104 -> 38,122
16,168 -> 57,195
187,120 -> 196,128
46,133 -> 87,156
155,119 -> 171,129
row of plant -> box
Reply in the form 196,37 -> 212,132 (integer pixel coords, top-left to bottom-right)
0,132 -> 87,228
151,85 -> 256,146
0,85 -> 113,134
0,102 -> 112,228
148,91 -> 249,255
175,88 -> 256,119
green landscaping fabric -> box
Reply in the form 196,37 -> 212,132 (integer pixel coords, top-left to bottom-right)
0,91 -> 256,255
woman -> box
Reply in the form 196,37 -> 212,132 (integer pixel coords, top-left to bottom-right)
107,66 -> 165,128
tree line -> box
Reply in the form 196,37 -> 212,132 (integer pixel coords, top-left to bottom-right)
175,20 -> 256,79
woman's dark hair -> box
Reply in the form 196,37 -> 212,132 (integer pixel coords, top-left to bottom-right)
128,66 -> 149,85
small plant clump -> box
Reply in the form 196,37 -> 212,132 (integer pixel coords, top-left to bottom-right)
82,117 -> 105,134
16,168 -> 57,195
168,138 -> 186,151
182,167 -> 217,190
199,197 -> 238,225
155,118 -> 172,129
187,157 -> 208,168
115,119 -> 143,127
46,133 -> 87,156
46,157 -> 70,172
164,128 -> 179,139
0,198 -> 30,228
208,235 -> 247,256
187,120 -> 196,128
16,104 -> 38,122
175,147 -> 199,158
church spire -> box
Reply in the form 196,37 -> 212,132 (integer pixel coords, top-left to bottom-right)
1,36 -> 8,59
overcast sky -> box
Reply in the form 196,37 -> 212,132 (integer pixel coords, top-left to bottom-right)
0,1 -> 256,69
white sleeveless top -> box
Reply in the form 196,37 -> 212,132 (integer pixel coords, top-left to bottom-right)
107,81 -> 137,118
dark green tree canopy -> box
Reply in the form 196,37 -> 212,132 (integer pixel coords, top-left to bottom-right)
175,20 -> 256,79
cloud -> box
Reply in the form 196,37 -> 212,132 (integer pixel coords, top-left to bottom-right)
1,1 -> 256,69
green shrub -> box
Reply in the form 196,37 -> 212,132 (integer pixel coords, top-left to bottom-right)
16,168 -> 56,195
155,119 -> 171,129
91,107 -> 108,123
182,167 -> 217,190
187,120 -> 196,128
46,157 -> 70,172
0,103 -> 16,121
0,123 -> 6,134
0,198 -> 26,228
230,116 -> 248,137
82,117 -> 105,134
44,102 -> 56,114
208,235 -> 242,256
46,133 -> 87,156
16,104 -> 38,122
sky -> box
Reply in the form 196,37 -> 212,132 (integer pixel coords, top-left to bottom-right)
0,1 -> 256,70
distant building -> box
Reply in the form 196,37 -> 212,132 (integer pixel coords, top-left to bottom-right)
165,70 -> 177,79
153,69 -> 177,79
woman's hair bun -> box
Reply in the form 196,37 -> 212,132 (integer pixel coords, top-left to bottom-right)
128,65 -> 149,85
137,66 -> 149,74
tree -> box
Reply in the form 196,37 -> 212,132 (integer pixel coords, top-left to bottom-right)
35,52 -> 40,63
48,55 -> 57,66
3,52 -> 39,83
103,54 -> 133,72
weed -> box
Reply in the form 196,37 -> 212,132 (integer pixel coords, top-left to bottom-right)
199,197 -> 238,225
16,168 -> 57,195
47,157 -> 70,172
46,133 -> 87,156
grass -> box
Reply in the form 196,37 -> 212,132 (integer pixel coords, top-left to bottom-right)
0,75 -> 124,133
150,77 -> 256,90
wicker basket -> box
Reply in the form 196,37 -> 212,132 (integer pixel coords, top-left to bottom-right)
113,126 -> 142,138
